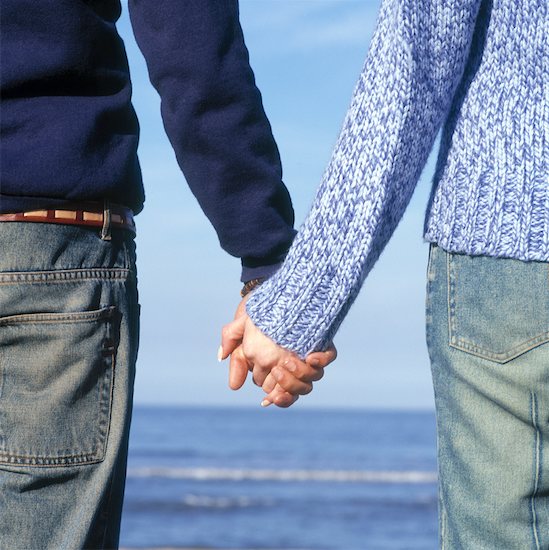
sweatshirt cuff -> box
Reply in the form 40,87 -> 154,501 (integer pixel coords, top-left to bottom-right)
240,262 -> 283,283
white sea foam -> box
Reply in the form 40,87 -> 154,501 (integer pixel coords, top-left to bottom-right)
181,494 -> 274,508
127,467 -> 437,484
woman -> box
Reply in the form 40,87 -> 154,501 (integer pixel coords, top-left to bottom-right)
221,0 -> 548,547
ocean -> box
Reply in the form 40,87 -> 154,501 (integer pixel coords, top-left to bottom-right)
120,406 -> 439,550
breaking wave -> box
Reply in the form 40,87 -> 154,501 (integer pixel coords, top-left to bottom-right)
127,467 -> 437,484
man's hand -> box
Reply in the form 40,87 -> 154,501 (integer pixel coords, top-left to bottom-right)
220,296 -> 252,391
219,302 -> 336,407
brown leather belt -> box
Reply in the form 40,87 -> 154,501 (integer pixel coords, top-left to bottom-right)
0,201 -> 135,234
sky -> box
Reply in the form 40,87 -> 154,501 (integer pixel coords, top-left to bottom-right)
117,1 -> 439,410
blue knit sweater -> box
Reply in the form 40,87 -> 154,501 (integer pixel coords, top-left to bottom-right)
247,0 -> 549,358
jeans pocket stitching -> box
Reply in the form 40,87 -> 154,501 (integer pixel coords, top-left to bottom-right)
94,346 -> 116,462
0,306 -> 116,326
449,333 -> 549,363
0,269 -> 130,286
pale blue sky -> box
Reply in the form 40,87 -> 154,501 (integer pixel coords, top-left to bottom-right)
118,1 -> 438,409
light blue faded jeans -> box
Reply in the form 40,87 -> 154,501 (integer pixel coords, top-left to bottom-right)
0,222 -> 139,549
426,244 -> 549,549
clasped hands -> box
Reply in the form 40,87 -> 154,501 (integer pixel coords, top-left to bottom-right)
219,297 -> 337,407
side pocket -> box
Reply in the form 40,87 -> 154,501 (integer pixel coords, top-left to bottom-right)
448,253 -> 549,363
0,307 -> 119,466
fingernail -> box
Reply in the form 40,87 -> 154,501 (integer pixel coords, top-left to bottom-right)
217,345 -> 223,362
272,368 -> 282,381
261,399 -> 272,407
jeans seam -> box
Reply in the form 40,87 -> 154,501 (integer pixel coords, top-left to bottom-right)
0,453 -> 104,465
446,250 -> 452,353
99,470 -> 118,548
122,237 -> 130,271
97,324 -> 118,463
425,245 -> 434,348
0,268 -> 130,285
92,346 -> 114,464
440,500 -> 447,550
530,391 -> 541,550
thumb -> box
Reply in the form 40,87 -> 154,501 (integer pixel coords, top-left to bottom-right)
219,314 -> 247,360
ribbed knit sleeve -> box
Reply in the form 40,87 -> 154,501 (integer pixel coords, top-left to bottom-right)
246,0 -> 483,358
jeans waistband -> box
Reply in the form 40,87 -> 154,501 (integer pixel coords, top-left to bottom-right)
0,200 -> 135,240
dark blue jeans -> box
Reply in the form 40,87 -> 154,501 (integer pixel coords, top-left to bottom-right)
0,222 -> 139,549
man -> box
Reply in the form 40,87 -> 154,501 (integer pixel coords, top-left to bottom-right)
0,1 -> 334,547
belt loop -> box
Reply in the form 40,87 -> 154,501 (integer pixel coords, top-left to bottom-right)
100,199 -> 112,241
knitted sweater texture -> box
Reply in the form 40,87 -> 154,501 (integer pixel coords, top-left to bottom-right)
246,0 -> 549,358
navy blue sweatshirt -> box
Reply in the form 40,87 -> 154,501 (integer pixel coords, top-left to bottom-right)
0,0 -> 296,280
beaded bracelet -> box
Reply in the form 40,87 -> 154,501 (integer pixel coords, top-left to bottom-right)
240,277 -> 265,298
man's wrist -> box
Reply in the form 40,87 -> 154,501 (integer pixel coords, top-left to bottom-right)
240,260 -> 284,284
240,277 -> 265,298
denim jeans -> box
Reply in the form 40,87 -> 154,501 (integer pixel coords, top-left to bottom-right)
0,222 -> 139,549
426,244 -> 549,549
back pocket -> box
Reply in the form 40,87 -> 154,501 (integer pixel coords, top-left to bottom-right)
448,253 -> 549,363
0,307 -> 118,466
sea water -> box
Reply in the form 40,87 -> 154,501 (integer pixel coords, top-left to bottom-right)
120,406 -> 438,549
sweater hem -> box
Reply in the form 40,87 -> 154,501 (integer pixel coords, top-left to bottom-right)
423,232 -> 549,263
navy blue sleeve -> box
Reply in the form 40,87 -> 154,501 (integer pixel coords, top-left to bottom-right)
128,0 -> 296,281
